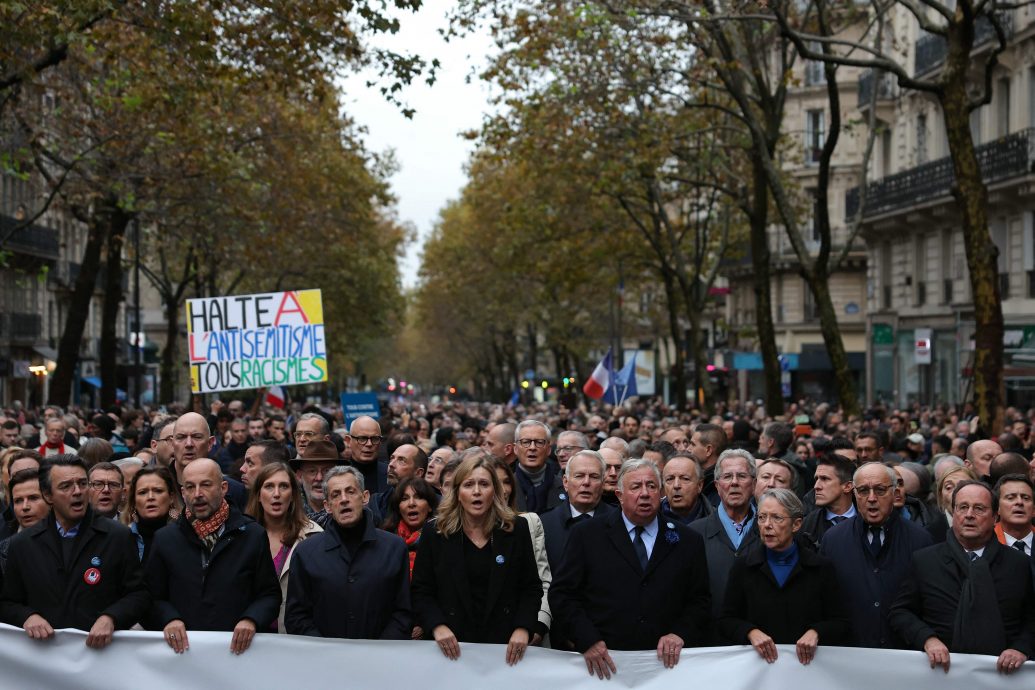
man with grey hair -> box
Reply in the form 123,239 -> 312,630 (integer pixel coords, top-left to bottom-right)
541,450 -> 615,573
549,458 -> 711,675
514,420 -> 562,514
821,461 -> 932,648
284,466 -> 412,639
293,413 -> 330,458
662,454 -> 713,525
549,430 -> 590,507
690,448 -> 759,621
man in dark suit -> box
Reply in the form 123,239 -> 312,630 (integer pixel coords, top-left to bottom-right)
800,454 -> 856,546
540,450 -> 615,573
690,448 -> 759,620
889,481 -> 1035,675
513,421 -> 562,514
821,462 -> 932,648
549,458 -> 710,679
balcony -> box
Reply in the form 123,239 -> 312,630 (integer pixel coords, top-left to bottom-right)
0,215 -> 59,261
1,312 -> 43,342
857,69 -> 897,107
914,12 -> 1014,76
846,127 -> 1035,219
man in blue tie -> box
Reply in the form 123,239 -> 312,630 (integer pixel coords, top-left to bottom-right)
549,459 -> 710,679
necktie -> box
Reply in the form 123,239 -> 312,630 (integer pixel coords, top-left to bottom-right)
633,526 -> 649,571
1014,541 -> 1027,555
968,551 -> 979,562
868,526 -> 882,557
830,515 -> 848,525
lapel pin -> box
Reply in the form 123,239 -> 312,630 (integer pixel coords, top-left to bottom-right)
496,555 -> 505,565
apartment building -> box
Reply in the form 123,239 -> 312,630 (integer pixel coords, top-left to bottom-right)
851,6 -> 1035,408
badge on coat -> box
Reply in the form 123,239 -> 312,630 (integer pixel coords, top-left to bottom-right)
83,568 -> 102,586
495,555 -> 505,565
90,556 -> 102,566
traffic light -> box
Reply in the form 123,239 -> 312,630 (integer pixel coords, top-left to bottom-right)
521,380 -> 530,389
540,380 -> 548,389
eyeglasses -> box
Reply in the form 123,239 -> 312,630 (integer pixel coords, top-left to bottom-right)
756,513 -> 790,525
173,433 -> 208,443
718,472 -> 752,483
350,435 -> 384,446
55,478 -> 89,492
517,438 -> 548,448
953,503 -> 990,516
557,445 -> 586,455
89,480 -> 123,491
156,436 -> 175,444
854,484 -> 892,497
293,431 -> 321,440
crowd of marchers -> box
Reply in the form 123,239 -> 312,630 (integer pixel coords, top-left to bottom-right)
0,395 -> 1033,679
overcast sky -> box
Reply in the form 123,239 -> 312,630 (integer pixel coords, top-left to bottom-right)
340,7 -> 496,289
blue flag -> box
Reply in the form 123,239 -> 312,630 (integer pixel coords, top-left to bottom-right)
608,351 -> 638,403
508,390 -> 520,407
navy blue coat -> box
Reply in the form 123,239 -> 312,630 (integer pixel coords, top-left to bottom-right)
820,512 -> 932,648
284,511 -> 411,639
540,500 -> 615,573
549,510 -> 711,652
145,506 -> 281,632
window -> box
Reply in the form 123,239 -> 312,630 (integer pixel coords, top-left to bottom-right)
915,235 -> 927,306
992,218 -> 1009,298
996,76 -> 1011,138
1024,212 -> 1035,297
804,188 -> 822,245
806,110 -> 825,164
803,279 -> 817,321
805,42 -> 826,86
880,126 -> 893,177
970,107 -> 982,145
917,113 -> 928,164
881,242 -> 892,309
1029,67 -> 1035,129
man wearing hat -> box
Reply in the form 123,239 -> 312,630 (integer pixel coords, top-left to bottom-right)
292,440 -> 342,527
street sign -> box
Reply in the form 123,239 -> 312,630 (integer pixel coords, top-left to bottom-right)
340,392 -> 380,427
915,328 -> 932,365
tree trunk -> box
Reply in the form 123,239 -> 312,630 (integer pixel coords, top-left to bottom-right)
808,266 -> 859,415
99,211 -> 128,408
48,199 -> 112,405
659,268 -> 688,410
159,294 -> 180,404
749,160 -> 784,415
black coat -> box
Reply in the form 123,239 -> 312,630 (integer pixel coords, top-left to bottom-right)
285,511 -> 411,639
540,500 -> 616,573
549,510 -> 711,652
820,512 -> 932,648
411,515 -> 541,644
717,539 -> 852,646
0,509 -> 150,631
889,536 -> 1035,656
689,508 -> 760,619
145,505 -> 281,632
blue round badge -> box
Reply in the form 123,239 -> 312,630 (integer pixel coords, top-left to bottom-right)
495,555 -> 505,565
90,556 -> 101,566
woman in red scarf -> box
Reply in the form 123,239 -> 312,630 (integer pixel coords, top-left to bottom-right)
381,477 -> 438,639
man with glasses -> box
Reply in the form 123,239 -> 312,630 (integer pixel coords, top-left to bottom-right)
292,413 -> 330,458
890,480 -> 1035,674
149,416 -> 178,468
0,455 -> 150,647
513,420 -> 561,514
87,462 -> 125,520
690,448 -> 759,622
548,430 -> 590,508
346,415 -> 388,494
821,462 -> 931,648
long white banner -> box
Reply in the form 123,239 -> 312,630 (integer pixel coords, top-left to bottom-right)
0,624 -> 1029,689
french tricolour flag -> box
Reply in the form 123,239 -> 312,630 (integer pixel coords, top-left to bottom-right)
266,385 -> 286,409
582,349 -> 613,400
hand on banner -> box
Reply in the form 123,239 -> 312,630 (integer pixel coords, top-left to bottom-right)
163,620 -> 189,653
85,615 -> 115,649
923,637 -> 950,673
795,629 -> 818,665
230,619 -> 256,655
748,628 -> 778,663
656,633 -> 684,668
996,649 -> 1027,674
505,628 -> 529,666
583,640 -> 617,679
411,626 -> 424,640
23,614 -> 54,641
433,625 -> 460,660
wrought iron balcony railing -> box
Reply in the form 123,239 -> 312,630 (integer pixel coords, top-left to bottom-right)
914,12 -> 1015,75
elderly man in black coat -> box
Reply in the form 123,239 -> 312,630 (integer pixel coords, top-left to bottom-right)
285,466 -> 411,639
146,459 -> 280,655
549,458 -> 710,679
890,481 -> 1035,675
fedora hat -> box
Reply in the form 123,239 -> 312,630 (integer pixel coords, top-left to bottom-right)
289,439 -> 342,469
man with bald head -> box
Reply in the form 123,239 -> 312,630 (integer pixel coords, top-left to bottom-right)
965,439 -> 1003,482
171,412 -> 247,511
482,422 -> 517,468
346,415 -> 388,494
371,443 -> 427,522
146,459 -> 280,655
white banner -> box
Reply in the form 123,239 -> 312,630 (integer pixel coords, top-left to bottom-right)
0,624 -> 1029,689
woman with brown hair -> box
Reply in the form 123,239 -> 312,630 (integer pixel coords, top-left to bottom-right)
123,465 -> 178,564
411,448 -> 542,665
245,461 -> 322,632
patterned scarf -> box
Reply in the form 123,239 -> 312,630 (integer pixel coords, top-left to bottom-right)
187,500 -> 230,551
396,521 -> 422,577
